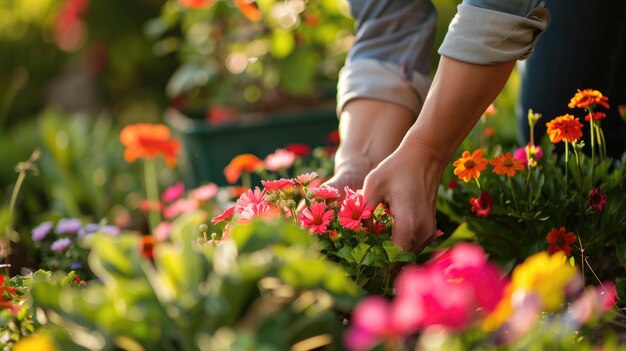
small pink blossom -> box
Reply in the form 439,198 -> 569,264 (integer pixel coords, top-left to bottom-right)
239,203 -> 278,223
189,183 -> 218,202
235,187 -> 268,213
51,238 -> 73,252
154,222 -> 173,241
513,145 -> 543,166
294,172 -> 318,186
212,205 -> 235,224
264,149 -> 296,171
162,182 -> 185,202
338,187 -> 373,231
298,202 -> 334,235
163,198 -> 198,219
262,178 -> 295,192
309,185 -> 340,200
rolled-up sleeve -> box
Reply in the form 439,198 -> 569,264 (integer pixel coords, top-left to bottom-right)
337,0 -> 436,115
439,0 -> 551,64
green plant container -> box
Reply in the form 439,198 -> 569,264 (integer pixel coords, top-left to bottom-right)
166,104 -> 339,187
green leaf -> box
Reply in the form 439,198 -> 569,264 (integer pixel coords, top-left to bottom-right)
166,62 -> 215,98
351,243 -> 370,264
395,252 -> 417,263
616,278 -> 626,305
382,241 -> 403,262
335,246 -> 355,263
616,244 -> 626,267
277,48 -> 317,94
88,234 -> 145,281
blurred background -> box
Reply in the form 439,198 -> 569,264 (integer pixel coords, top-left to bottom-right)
0,0 -> 520,269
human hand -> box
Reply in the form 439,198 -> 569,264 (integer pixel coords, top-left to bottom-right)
362,142 -> 443,253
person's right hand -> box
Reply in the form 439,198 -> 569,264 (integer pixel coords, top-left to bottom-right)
362,141 -> 442,253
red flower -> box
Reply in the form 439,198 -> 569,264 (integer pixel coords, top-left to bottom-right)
546,227 -> 577,256
588,188 -> 608,213
448,180 -> 458,190
298,202 -> 334,235
585,112 -> 606,122
212,205 -> 235,224
286,143 -> 311,157
262,178 -> 295,192
326,130 -> 340,145
338,187 -> 373,231
469,191 -> 495,217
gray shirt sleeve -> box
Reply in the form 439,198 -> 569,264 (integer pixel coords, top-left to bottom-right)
337,0 -> 550,115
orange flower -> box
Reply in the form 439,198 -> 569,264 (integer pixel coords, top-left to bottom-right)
224,154 -> 263,184
140,235 -> 155,259
233,0 -> 262,21
568,89 -> 609,110
179,0 -> 213,8
584,112 -> 606,122
545,114 -> 583,144
453,149 -> 488,183
546,227 -> 577,256
120,123 -> 180,167
490,153 -> 525,177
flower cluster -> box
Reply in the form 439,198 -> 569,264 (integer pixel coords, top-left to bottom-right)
31,219 -> 120,278
346,246 -> 617,350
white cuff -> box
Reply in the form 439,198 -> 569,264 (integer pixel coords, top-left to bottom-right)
438,4 -> 550,64
336,58 -> 431,116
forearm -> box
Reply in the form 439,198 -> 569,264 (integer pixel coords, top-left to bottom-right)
399,57 -> 516,168
335,99 -> 415,173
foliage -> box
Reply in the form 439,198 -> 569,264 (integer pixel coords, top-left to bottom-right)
438,108 -> 626,284
0,270 -> 83,350
148,0 -> 354,114
28,213 -> 360,350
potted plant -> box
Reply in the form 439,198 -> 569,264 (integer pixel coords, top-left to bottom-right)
147,0 -> 354,186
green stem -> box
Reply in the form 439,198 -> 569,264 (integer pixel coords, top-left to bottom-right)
242,171 -> 252,190
144,158 -> 161,234
565,142 -> 569,186
588,107 -> 596,178
507,176 -> 519,209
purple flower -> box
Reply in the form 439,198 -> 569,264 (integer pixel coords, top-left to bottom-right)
70,261 -> 83,270
32,221 -> 54,241
78,223 -> 100,238
100,225 -> 121,235
55,218 -> 82,235
50,238 -> 72,252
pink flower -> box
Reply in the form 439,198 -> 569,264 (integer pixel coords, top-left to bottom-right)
513,145 -> 543,167
189,183 -> 218,202
344,296 -> 423,351
262,178 -> 295,192
239,202 -> 278,223
470,191 -> 495,217
338,187 -> 373,231
163,198 -> 198,219
212,205 -> 235,224
588,188 -> 608,213
392,243 -> 506,331
308,185 -> 340,201
264,149 -> 296,171
298,202 -> 334,235
162,182 -> 185,202
235,187 -> 268,213
154,222 -> 173,241
294,172 -> 318,186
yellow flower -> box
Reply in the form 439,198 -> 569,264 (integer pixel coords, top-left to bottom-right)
510,251 -> 576,311
14,332 -> 58,351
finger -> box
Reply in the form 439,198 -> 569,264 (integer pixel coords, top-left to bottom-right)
362,174 -> 384,231
388,204 -> 418,252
